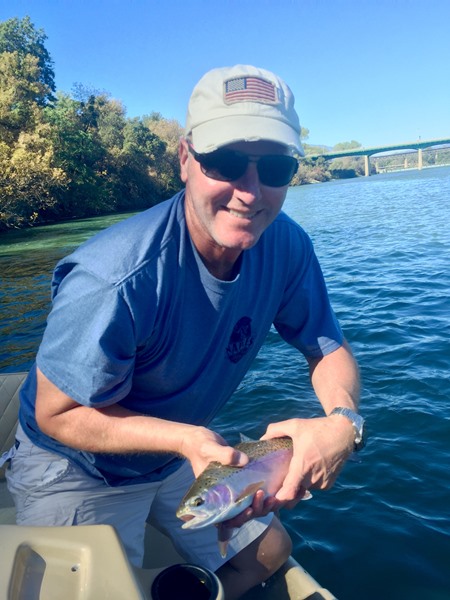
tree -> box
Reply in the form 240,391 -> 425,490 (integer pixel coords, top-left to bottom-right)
95,95 -> 127,150
333,140 -> 362,151
0,16 -> 55,104
0,51 -> 51,143
291,156 -> 331,185
44,94 -> 169,216
0,123 -> 67,229
300,126 -> 310,141
44,93 -> 111,218
110,117 -> 165,209
0,17 -> 63,228
144,113 -> 183,193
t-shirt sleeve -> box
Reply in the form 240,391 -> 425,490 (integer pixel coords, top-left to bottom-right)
37,264 -> 137,407
273,227 -> 343,358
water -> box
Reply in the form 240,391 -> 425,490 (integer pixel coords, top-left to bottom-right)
1,167 -> 449,599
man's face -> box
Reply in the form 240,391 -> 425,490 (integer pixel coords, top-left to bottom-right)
179,139 -> 291,269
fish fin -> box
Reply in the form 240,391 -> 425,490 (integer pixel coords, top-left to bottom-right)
239,433 -> 256,442
235,481 -> 265,504
218,540 -> 228,559
217,523 -> 236,558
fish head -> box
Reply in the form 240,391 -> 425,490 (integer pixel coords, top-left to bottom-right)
176,483 -> 239,529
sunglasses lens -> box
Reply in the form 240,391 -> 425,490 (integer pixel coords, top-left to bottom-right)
258,156 -> 298,187
199,149 -> 248,182
192,145 -> 298,187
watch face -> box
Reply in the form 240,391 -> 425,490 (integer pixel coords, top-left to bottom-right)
357,421 -> 367,450
353,414 -> 364,438
353,416 -> 366,450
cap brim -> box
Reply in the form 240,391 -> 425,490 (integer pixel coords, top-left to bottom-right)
190,115 -> 304,156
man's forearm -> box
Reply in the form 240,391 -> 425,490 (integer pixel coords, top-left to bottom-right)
35,367 -> 197,455
35,368 -> 247,476
307,339 -> 360,415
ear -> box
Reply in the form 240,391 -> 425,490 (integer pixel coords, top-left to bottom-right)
179,138 -> 189,183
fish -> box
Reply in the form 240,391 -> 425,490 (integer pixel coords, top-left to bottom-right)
176,436 -> 295,556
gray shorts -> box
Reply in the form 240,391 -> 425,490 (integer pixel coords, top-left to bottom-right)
5,425 -> 273,569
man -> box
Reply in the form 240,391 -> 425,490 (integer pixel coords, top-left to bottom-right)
6,65 -> 362,599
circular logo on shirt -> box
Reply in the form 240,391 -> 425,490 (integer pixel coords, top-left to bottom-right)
226,316 -> 254,363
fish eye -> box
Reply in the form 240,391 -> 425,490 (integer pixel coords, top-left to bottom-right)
190,496 -> 204,507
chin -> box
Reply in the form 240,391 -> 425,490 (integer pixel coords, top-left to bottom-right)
222,237 -> 260,251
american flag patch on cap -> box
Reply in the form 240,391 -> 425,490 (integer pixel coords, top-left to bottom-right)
224,76 -> 278,105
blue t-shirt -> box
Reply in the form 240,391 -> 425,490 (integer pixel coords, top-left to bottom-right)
19,190 -> 343,485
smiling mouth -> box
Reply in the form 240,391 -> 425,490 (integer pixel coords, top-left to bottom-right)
227,208 -> 259,220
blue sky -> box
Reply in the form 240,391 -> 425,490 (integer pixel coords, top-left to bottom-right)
1,0 -> 449,148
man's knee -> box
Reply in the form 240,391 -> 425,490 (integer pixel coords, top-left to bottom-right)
217,517 -> 292,598
257,516 -> 292,574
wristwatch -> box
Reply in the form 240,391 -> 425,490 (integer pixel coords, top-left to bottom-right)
329,407 -> 366,452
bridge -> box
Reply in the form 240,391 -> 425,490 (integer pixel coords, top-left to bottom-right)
307,137 -> 450,176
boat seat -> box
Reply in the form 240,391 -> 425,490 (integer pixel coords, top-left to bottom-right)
0,372 -> 26,525
0,372 -> 26,480
0,524 -> 148,600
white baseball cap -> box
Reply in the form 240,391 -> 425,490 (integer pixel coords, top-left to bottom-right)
185,65 -> 304,156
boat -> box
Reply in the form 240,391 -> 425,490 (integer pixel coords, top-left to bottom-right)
0,372 -> 337,599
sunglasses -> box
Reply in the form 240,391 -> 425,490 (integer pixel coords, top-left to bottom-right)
188,143 -> 298,188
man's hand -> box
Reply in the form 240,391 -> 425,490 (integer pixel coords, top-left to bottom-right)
179,426 -> 249,478
261,417 -> 354,505
223,414 -> 355,528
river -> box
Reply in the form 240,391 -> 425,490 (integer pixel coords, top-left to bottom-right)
1,166 -> 449,599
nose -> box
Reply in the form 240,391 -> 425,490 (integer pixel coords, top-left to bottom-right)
235,161 -> 262,200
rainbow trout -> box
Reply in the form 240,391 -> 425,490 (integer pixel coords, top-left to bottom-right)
176,437 -> 293,556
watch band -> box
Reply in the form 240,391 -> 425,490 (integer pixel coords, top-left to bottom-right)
329,407 -> 366,451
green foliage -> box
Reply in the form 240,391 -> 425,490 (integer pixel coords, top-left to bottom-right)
43,93 -> 111,218
329,156 -> 365,178
0,16 -> 184,230
291,156 -> 331,185
0,51 -> 51,143
300,126 -> 310,141
0,123 -> 67,228
0,16 -> 55,103
144,114 -> 183,194
296,140 -> 367,182
333,140 -> 362,151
